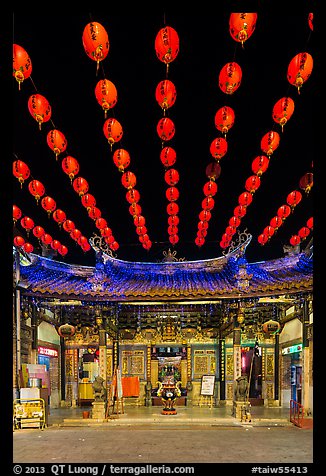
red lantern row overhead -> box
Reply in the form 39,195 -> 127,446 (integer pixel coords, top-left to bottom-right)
251,155 -> 269,177
157,117 -> 175,142
13,44 -> 32,90
82,21 -> 109,73
28,93 -> 52,130
73,177 -> 89,196
46,129 -> 68,159
113,148 -> 131,173
210,137 -> 228,161
95,79 -> 117,117
160,147 -> 177,168
286,190 -> 302,209
299,172 -> 313,195
229,13 -> 257,46
53,209 -> 67,226
81,193 -> 96,210
287,52 -> 313,94
21,216 -> 34,235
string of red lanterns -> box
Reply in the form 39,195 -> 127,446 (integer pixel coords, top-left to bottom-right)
155,22 -> 180,248
81,19 -> 153,251
220,14 -> 313,251
14,37 -> 121,255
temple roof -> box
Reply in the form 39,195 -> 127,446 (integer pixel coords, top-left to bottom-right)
15,238 -> 313,302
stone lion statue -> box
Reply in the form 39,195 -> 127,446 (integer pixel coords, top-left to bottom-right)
234,375 -> 249,401
92,376 -> 107,402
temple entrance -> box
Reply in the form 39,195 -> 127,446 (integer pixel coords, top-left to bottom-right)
241,346 -> 263,405
151,345 -> 187,405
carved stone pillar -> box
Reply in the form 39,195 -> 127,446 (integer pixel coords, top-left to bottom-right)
98,329 -> 107,381
145,344 -> 152,406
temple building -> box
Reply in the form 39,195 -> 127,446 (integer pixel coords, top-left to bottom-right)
13,231 -> 313,416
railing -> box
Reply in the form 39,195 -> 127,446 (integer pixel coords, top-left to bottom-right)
290,399 -> 304,427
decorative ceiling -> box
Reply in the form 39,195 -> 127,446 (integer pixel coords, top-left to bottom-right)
12,11 -> 315,268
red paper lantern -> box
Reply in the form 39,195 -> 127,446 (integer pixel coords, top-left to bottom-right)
51,240 -> 61,251
260,131 -> 280,157
238,191 -> 253,207
81,193 -> 97,210
198,221 -> 208,231
299,172 -> 313,195
23,242 -> 34,254
62,156 -> 80,182
306,217 -> 313,229
169,234 -> 179,245
263,226 -> 275,238
229,216 -> 241,228
270,216 -> 283,229
95,218 -> 108,230
88,207 -> 102,220
290,235 -> 301,246
105,235 -> 115,245
110,241 -> 119,251
155,79 -> 177,111
41,233 -> 53,246
286,190 -> 302,209
298,226 -> 310,239
82,22 -> 109,71
20,216 -> 34,234
14,236 -> 25,247
129,203 -> 142,217
234,205 -> 247,218
121,171 -> 137,189
28,94 -> 51,130
214,106 -> 235,136
195,236 -> 205,247
46,129 -> 67,159
167,202 -> 179,215
113,149 -> 131,172
258,233 -> 268,245
277,204 -> 291,220
78,236 -> 88,248
70,229 -> 82,241
202,196 -> 215,210
219,62 -> 242,95
81,241 -> 91,252
157,117 -> 175,142
164,168 -> 179,186
41,196 -> 57,216
63,220 -> 75,233
134,215 -> 146,227
53,209 -> 67,226
225,225 -> 236,236
155,26 -> 179,68
272,97 -> 295,132
33,225 -> 45,239
126,189 -> 140,204
206,162 -> 221,181
245,175 -> 261,194
168,225 -> 178,236
100,227 -> 112,238
209,137 -> 228,161
95,79 -> 117,117
160,147 -> 177,167
103,118 -> 123,149
229,13 -> 257,45
168,215 -> 179,226
203,181 -> 218,197
251,155 -> 269,176
73,177 -> 89,196
28,179 -> 45,203
166,186 -> 179,202
13,44 -> 32,90
199,210 -> 211,222
13,160 -> 30,187
287,52 -> 313,94
13,205 -> 22,223
308,13 -> 313,31
58,244 -> 68,257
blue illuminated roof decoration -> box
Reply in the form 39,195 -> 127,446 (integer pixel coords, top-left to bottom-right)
15,231 -> 313,302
